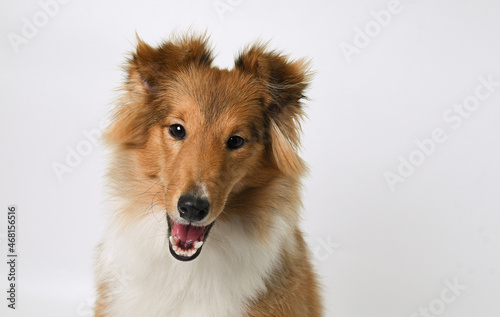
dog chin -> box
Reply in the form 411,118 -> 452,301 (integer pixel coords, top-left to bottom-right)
167,215 -> 214,261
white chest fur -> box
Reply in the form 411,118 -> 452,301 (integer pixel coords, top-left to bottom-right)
97,211 -> 290,317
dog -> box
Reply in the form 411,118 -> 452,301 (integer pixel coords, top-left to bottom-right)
94,34 -> 322,317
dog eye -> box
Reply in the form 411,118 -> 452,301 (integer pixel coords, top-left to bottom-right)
169,124 -> 186,140
226,136 -> 245,150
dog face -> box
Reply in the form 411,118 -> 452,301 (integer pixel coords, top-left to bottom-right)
107,35 -> 310,261
159,68 -> 266,223
158,69 -> 269,260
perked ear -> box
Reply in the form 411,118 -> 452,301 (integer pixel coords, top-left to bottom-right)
235,44 -> 312,176
127,33 -> 214,95
107,34 -> 214,148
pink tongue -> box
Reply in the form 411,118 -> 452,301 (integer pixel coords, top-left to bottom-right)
171,221 -> 205,242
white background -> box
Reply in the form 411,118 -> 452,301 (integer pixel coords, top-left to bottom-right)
1,0 -> 499,316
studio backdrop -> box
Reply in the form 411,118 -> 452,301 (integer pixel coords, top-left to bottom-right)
1,0 -> 499,316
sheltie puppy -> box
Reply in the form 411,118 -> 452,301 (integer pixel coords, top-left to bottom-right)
94,33 -> 322,317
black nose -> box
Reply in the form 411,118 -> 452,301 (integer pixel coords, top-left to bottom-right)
177,194 -> 210,222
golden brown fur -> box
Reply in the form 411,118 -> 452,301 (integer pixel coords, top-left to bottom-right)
95,33 -> 322,316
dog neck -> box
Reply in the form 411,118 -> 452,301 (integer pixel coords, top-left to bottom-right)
98,205 -> 295,317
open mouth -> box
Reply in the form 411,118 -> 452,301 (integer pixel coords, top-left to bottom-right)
167,215 -> 214,261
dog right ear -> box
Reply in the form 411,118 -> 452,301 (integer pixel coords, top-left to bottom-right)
107,34 -> 214,148
235,44 -> 312,176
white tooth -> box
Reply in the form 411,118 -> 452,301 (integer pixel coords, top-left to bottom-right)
194,241 -> 203,249
175,246 -> 182,255
169,236 -> 175,245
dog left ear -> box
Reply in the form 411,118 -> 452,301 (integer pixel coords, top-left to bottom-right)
235,44 -> 312,176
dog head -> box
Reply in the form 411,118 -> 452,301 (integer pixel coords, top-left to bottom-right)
107,34 -> 311,261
